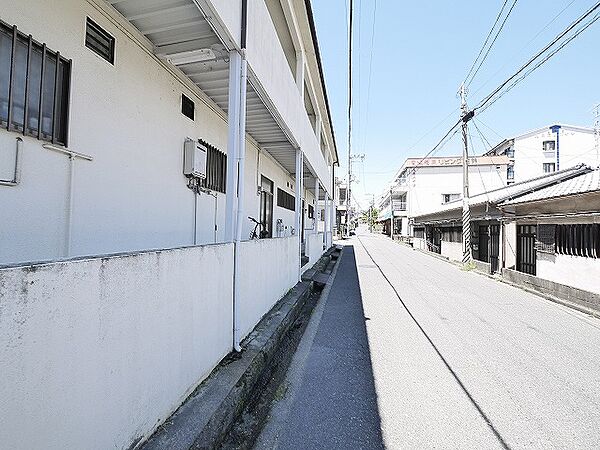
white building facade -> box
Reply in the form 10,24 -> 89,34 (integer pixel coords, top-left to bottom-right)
0,1 -> 337,449
487,124 -> 598,184
378,155 -> 509,237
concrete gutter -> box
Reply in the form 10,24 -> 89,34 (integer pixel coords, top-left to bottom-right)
140,249 -> 340,450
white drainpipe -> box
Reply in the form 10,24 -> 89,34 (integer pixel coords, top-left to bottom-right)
232,53 -> 248,352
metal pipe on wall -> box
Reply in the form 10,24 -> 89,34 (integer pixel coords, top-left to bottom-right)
232,53 -> 248,352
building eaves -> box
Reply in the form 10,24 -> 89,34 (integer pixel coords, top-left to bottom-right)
304,0 -> 339,165
500,168 -> 600,206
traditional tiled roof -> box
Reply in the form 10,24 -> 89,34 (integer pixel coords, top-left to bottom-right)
501,167 -> 600,206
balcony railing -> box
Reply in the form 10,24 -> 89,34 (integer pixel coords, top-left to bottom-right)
392,201 -> 407,211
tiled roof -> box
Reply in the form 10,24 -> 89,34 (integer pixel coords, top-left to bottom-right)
501,167 -> 600,206
415,164 -> 590,218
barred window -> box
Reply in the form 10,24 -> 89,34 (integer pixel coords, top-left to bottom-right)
199,139 -> 226,193
555,224 -> 600,258
0,20 -> 71,146
277,188 -> 295,211
441,226 -> 462,243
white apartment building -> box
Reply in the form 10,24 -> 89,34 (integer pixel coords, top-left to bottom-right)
487,124 -> 599,183
0,1 -> 337,449
378,155 -> 509,237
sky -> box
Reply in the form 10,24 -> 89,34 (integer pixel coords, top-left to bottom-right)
311,0 -> 600,210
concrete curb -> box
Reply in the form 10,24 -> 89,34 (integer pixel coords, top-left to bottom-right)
140,252 -> 338,450
396,237 -> 600,318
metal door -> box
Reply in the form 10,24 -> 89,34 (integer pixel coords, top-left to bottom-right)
478,225 -> 489,262
490,225 -> 500,273
517,225 -> 536,275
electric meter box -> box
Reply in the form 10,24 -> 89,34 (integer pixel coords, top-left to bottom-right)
183,139 -> 207,179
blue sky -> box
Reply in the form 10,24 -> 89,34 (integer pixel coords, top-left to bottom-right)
312,0 -> 600,209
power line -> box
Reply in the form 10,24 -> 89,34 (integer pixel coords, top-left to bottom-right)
475,2 -> 600,112
478,10 -> 600,114
470,0 -> 578,97
465,0 -> 519,87
362,0 -> 377,153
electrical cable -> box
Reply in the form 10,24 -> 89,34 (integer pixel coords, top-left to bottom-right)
463,0 -> 510,85
466,0 -> 520,87
474,2 -> 600,112
470,0 -> 578,98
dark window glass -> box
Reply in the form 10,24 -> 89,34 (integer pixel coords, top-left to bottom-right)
182,94 -> 194,120
85,18 -> 115,64
9,35 -> 28,131
0,27 -> 11,122
26,44 -> 42,133
277,188 -> 295,211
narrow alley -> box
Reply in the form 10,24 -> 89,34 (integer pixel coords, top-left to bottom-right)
255,230 -> 600,449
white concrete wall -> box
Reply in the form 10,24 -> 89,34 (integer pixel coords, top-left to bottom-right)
441,240 -> 463,262
513,128 -> 597,182
0,243 -> 234,450
504,222 -> 517,270
537,254 -> 600,295
306,231 -> 325,265
237,236 -> 300,339
0,0 -> 298,266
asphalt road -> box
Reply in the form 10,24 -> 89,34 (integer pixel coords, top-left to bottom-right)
254,230 -> 600,449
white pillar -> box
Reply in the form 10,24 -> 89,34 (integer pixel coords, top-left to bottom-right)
296,51 -> 305,96
314,178 -> 320,235
324,194 -> 330,248
225,50 -> 241,243
315,115 -> 322,148
295,149 -> 303,278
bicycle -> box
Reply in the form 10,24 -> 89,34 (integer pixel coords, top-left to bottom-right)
248,216 -> 268,239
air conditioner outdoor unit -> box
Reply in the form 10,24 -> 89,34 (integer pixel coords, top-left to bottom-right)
183,139 -> 207,179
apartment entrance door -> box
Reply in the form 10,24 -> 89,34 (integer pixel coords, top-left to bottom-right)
259,176 -> 273,238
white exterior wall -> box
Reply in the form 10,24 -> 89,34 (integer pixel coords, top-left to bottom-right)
504,222 -> 517,270
407,164 -> 507,218
306,231 -> 325,265
512,128 -> 597,182
0,244 -> 234,450
0,0 -> 305,265
441,241 -> 463,262
537,254 -> 600,294
237,236 -> 299,339
245,0 -> 332,193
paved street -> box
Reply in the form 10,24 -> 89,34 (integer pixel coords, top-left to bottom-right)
255,230 -> 600,449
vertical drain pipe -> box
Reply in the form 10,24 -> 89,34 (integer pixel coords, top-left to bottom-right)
232,0 -> 248,352
65,154 -> 75,257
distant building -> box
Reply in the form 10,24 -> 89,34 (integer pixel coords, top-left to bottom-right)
377,155 -> 509,237
499,167 -> 600,296
486,124 -> 599,184
412,164 -> 600,299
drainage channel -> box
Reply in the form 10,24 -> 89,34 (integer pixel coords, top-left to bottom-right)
218,247 -> 341,450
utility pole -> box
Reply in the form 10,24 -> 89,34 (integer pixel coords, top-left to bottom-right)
594,103 -> 600,166
389,187 -> 394,241
459,84 -> 473,264
346,0 -> 353,238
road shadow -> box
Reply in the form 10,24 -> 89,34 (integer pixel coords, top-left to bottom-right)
272,244 -> 385,450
